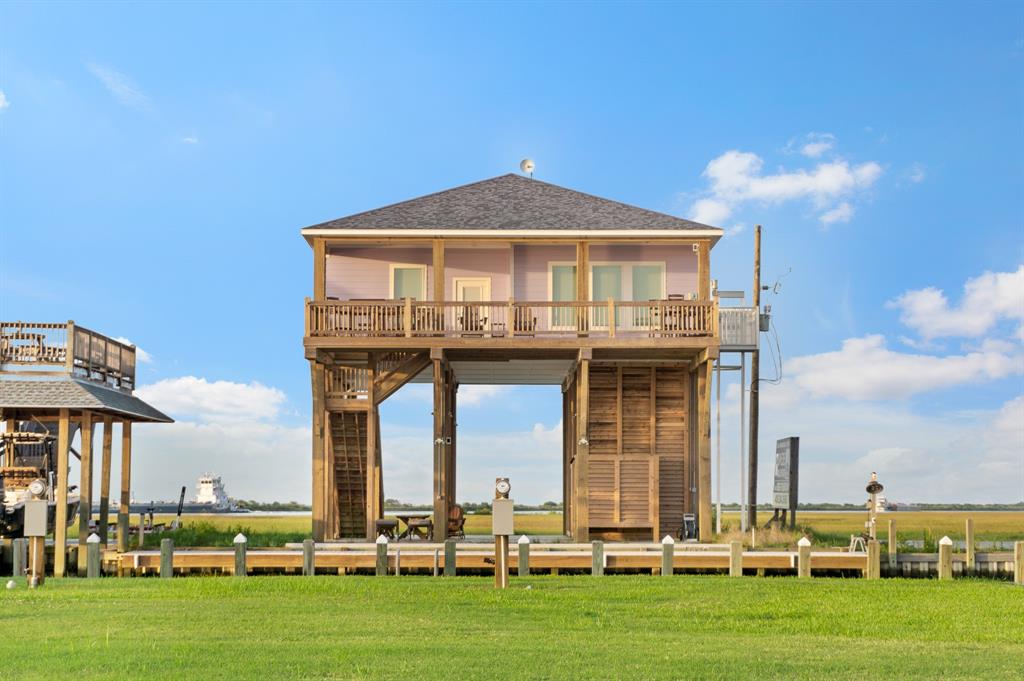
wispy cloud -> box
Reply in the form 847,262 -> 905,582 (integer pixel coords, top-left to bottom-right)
180,135 -> 199,144
791,132 -> 836,158
0,90 -> 9,111
687,139 -> 882,227
908,163 -> 926,183
86,62 -> 150,110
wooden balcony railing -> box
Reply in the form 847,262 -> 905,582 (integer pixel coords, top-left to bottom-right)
1,321 -> 137,392
306,299 -> 718,340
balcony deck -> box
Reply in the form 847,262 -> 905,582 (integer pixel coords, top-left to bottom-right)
0,321 -> 137,392
305,298 -> 718,352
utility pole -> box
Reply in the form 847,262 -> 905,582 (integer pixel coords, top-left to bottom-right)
747,225 -> 762,530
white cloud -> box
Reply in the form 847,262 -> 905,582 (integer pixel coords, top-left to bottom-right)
786,334 -> 1021,400
797,132 -> 836,158
725,223 -> 746,238
0,90 -> 9,111
688,144 -> 882,226
181,135 -> 199,144
86,62 -> 150,110
136,376 -> 286,422
819,202 -> 854,226
113,337 -> 153,364
458,385 -> 511,406
888,265 -> 1024,340
690,198 -> 733,225
908,163 -> 926,183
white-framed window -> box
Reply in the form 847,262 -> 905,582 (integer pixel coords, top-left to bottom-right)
588,261 -> 666,328
453,277 -> 491,302
548,262 -> 577,330
388,264 -> 427,300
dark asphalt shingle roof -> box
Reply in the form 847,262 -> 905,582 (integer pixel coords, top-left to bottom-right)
0,379 -> 173,423
303,174 -> 721,232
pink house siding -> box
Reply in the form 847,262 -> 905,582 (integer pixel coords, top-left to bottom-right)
444,248 -> 511,300
513,244 -> 576,300
589,244 -> 698,297
326,247 -> 433,299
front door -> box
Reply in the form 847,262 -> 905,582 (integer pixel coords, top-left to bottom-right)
454,278 -> 490,333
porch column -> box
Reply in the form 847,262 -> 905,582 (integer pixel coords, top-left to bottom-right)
76,411 -> 94,575
117,421 -> 132,553
53,408 -> 72,577
365,354 -> 379,540
697,240 -> 710,299
310,362 -> 327,541
98,416 -> 113,544
432,349 -> 448,541
572,352 -> 590,541
432,238 -> 445,301
697,360 -> 713,540
447,372 -> 457,506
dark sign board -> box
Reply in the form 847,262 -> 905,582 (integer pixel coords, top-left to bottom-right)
772,437 -> 799,511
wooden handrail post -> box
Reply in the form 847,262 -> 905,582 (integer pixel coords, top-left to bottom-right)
607,298 -> 615,337
661,535 -> 674,576
304,297 -> 311,336
1014,541 -> 1023,585
938,536 -> 953,580
404,297 -> 413,338
729,540 -> 743,577
965,518 -> 975,575
303,538 -> 315,576
65,320 -> 75,373
866,539 -> 880,579
160,538 -> 174,578
508,298 -> 515,338
797,537 -> 811,578
234,533 -> 247,577
517,535 -> 530,576
591,540 -> 604,576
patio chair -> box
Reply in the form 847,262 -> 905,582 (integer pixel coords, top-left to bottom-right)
375,518 -> 398,540
447,504 -> 466,539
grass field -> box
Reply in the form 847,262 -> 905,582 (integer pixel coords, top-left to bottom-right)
2,576 -> 1021,679
143,511 -> 1022,548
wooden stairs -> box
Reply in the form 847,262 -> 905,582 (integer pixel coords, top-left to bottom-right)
329,411 -> 381,539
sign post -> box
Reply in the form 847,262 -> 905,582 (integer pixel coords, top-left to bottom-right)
492,477 -> 512,589
771,437 -> 799,529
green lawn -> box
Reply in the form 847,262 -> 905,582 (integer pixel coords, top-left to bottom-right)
3,576 -> 1021,679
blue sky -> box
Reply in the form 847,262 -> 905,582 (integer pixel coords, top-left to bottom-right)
1,2 -> 1021,505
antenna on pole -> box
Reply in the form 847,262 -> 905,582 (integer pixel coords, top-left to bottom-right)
519,158 -> 535,178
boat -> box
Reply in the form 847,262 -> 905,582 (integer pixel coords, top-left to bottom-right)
1,424 -> 80,538
126,474 -> 248,514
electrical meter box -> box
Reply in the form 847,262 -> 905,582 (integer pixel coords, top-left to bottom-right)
492,498 -> 513,536
24,499 -> 48,537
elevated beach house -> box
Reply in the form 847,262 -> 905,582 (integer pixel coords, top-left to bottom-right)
303,174 -> 725,542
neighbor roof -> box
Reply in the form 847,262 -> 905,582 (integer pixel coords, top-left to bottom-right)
302,174 -> 721,236
0,378 -> 173,423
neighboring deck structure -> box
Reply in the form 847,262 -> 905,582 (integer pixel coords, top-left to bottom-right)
303,174 -> 734,542
0,321 -> 172,576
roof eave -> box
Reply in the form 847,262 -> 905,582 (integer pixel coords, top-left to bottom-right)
301,227 -> 724,246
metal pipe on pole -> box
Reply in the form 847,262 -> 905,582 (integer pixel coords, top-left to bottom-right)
740,353 -> 747,533
747,225 -> 762,530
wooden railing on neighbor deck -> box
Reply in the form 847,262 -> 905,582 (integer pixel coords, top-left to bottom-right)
306,299 -> 718,340
0,321 -> 137,391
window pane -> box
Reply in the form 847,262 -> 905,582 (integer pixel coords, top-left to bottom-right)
592,265 -> 621,327
551,265 -> 576,328
632,265 -> 662,301
394,267 -> 423,300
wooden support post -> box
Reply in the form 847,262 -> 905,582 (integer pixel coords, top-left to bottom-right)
366,353 -> 380,539
938,536 -> 953,580
591,541 -> 604,576
1015,541 -> 1024,585
313,237 -> 326,299
518,536 -> 530,577
76,411 -> 94,575
404,297 -> 413,337
117,421 -> 132,553
965,518 -> 975,575
303,539 -> 315,576
729,540 -> 743,577
53,408 -> 72,577
444,538 -> 456,576
573,354 -> 590,541
606,298 -> 615,337
576,241 -> 589,334
888,518 -> 897,573
747,226 -> 762,531
136,512 -> 145,549
234,533 -> 247,577
432,238 -> 445,302
797,537 -> 811,578
432,353 -> 448,541
13,538 -> 27,578
375,535 -> 388,576
98,417 -> 113,544
866,539 -> 880,580
697,361 -> 713,541
310,363 -> 327,541
86,534 -> 101,578
395,548 -> 401,576
160,538 -> 174,578
662,536 -> 674,576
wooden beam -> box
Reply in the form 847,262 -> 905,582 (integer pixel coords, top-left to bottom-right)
572,358 -> 590,541
76,411 -> 94,574
576,241 -> 589,302
310,363 -> 326,541
650,367 -> 659,541
98,416 -> 113,544
313,237 -> 326,299
365,354 -> 378,539
433,238 -> 445,301
697,360 -> 713,540
117,421 -> 132,553
432,356 -> 448,541
374,351 -> 432,404
697,240 -> 710,299
53,408 -> 71,576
